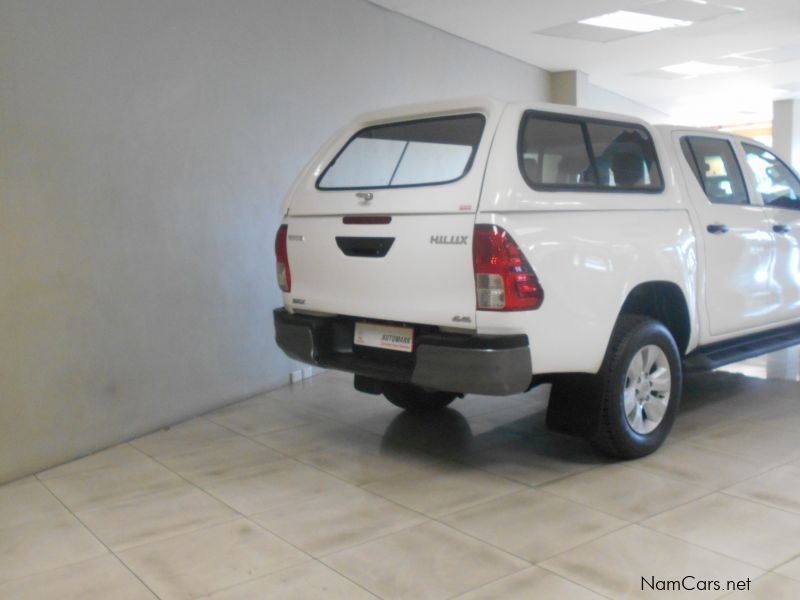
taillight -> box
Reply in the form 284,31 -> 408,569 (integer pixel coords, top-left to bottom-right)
473,225 -> 543,311
275,224 -> 291,292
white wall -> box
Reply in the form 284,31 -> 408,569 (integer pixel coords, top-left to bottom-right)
0,0 -> 548,482
549,70 -> 668,123
584,82 -> 670,124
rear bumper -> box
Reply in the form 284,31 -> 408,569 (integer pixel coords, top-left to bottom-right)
274,308 -> 532,396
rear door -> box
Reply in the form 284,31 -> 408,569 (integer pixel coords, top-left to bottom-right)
675,132 -> 780,336
284,105 -> 499,330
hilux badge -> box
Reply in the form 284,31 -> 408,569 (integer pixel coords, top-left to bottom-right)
430,235 -> 469,245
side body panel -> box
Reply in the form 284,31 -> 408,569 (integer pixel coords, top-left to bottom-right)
476,211 -> 697,374
477,104 -> 699,375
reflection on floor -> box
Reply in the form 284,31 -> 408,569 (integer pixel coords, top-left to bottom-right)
2,347 -> 800,598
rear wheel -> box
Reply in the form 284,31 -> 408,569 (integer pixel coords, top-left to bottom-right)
382,382 -> 458,412
592,315 -> 682,458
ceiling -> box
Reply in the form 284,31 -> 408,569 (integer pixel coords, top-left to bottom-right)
368,0 -> 800,126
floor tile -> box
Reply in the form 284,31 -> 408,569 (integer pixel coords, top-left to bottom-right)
251,486 -> 425,556
725,573 -> 800,599
775,554 -> 800,582
201,459 -> 351,515
455,386 -> 549,418
77,484 -> 239,551
0,514 -> 107,582
542,525 -> 763,599
363,460 -> 524,517
749,407 -> 800,433
323,521 -> 528,600
540,464 -> 709,521
453,565 -> 604,599
669,405 -> 735,440
206,561 -> 376,599
459,435 -> 607,486
685,422 -> 800,467
0,479 -> 69,529
296,435 -> 440,486
643,493 -> 800,569
0,555 -> 155,599
40,453 -> 183,512
207,397 -> 324,437
278,382 -> 389,421
441,489 -> 626,562
118,518 -> 309,600
724,465 -> 800,514
130,417 -> 240,458
253,421 -> 368,457
1,476 -> 36,488
630,440 -> 765,489
38,444 -> 148,480
355,409 -> 524,459
155,436 -> 284,487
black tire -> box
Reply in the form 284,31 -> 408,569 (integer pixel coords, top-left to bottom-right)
382,382 -> 458,412
592,315 -> 682,459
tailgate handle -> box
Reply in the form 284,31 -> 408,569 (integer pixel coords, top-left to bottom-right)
335,236 -> 395,258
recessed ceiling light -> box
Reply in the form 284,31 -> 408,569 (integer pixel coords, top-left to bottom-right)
660,61 -> 739,75
579,10 -> 692,32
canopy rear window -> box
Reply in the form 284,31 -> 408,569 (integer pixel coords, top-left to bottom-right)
317,113 -> 486,190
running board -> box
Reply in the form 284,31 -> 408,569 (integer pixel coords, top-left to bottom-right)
684,323 -> 800,372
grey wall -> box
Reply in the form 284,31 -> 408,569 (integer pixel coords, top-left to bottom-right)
0,0 -> 548,482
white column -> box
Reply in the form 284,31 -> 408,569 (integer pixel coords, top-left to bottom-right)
767,347 -> 800,382
773,99 -> 800,169
549,71 -> 589,107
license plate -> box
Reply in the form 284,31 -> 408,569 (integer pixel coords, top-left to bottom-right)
354,322 -> 414,353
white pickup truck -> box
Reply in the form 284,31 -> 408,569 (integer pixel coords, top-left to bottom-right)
273,97 -> 800,458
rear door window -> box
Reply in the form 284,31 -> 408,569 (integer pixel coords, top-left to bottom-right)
317,114 -> 485,190
742,144 -> 800,210
518,111 -> 663,192
680,137 -> 749,205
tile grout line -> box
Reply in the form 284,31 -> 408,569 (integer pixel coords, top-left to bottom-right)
15,372 -> 797,598
136,438 -> 391,598
533,477 -> 718,526
33,467 -> 163,599
635,518 -> 771,572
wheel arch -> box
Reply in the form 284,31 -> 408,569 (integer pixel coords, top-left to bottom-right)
617,281 -> 692,355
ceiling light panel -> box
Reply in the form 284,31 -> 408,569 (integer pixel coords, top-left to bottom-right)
660,61 -> 740,75
579,10 -> 692,32
632,69 -> 690,80
743,45 -> 800,64
636,0 -> 744,22
533,22 -> 639,43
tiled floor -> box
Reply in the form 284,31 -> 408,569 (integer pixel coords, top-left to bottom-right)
2,348 -> 800,599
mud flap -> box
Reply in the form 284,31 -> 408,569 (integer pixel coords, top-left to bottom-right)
545,374 -> 603,437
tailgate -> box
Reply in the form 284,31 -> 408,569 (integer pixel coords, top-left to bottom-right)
286,213 -> 477,329
282,103 -> 501,331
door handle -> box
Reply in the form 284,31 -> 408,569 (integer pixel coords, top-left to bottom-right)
773,224 -> 791,234
706,224 -> 729,234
